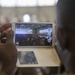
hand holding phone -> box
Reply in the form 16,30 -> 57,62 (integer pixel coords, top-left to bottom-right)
0,24 -> 17,75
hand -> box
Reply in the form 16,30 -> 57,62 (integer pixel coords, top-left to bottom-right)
0,24 -> 17,75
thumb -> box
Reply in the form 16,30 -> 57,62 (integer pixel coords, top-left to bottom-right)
6,30 -> 14,43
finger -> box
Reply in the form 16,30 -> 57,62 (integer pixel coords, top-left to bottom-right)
0,32 -> 6,39
0,32 -> 6,45
0,23 -> 11,33
1,32 -> 6,44
6,30 -> 14,43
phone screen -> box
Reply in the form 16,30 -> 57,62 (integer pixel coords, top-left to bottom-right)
15,23 -> 53,46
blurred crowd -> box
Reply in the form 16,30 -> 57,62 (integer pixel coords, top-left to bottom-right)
0,17 -> 21,26
15,34 -> 52,46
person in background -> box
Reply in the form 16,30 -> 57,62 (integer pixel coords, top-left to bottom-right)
56,0 -> 75,74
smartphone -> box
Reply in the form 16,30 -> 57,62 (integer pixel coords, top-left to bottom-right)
12,22 -> 55,47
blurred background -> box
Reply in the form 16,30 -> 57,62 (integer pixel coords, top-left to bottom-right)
0,0 -> 58,23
